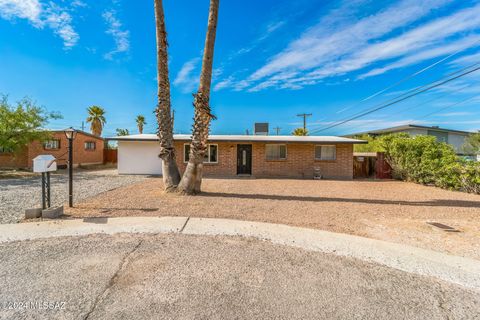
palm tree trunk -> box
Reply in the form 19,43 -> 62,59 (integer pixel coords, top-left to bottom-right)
154,0 -> 181,191
177,0 -> 219,195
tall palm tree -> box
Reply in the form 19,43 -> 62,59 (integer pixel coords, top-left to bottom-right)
177,0 -> 220,194
154,0 -> 181,191
86,106 -> 106,136
136,115 -> 146,134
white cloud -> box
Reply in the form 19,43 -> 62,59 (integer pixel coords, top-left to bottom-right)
102,10 -> 130,60
438,112 -> 474,117
173,58 -> 200,93
358,35 -> 480,79
0,0 -> 42,24
0,0 -> 79,48
224,0 -> 480,92
249,0 -> 449,83
44,3 -> 79,48
213,76 -> 234,91
449,51 -> 480,67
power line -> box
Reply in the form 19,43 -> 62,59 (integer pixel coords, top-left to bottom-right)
309,61 -> 480,132
325,61 -> 480,128
306,60 -> 480,134
333,41 -> 480,115
310,63 -> 480,134
393,83 -> 474,118
417,94 -> 480,120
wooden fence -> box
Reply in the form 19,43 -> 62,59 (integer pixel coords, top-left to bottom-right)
104,149 -> 118,164
353,152 -> 392,179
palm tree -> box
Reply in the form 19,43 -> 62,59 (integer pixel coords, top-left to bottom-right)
154,0 -> 181,191
292,128 -> 308,136
116,128 -> 130,136
136,115 -> 146,134
86,106 -> 106,137
177,0 -> 220,195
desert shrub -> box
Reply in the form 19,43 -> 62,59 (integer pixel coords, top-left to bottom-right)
378,133 -> 479,194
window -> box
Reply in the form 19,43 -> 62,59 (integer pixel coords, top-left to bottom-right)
43,139 -> 60,150
266,144 -> 287,160
315,145 -> 336,161
427,130 -> 448,143
84,141 -> 96,150
184,144 -> 218,163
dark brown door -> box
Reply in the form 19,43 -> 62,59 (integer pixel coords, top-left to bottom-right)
237,144 -> 252,175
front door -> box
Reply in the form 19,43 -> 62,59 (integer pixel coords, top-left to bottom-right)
237,144 -> 252,175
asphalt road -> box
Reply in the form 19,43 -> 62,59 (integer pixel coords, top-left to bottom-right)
0,233 -> 479,320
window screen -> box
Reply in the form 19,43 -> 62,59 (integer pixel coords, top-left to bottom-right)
84,141 -> 96,150
315,145 -> 336,160
44,140 -> 60,150
266,144 -> 287,160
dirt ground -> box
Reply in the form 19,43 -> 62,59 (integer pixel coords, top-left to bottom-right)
67,178 -> 480,260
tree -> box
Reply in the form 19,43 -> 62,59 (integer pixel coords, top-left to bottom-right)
116,128 -> 130,136
462,132 -> 480,155
86,106 -> 106,136
0,95 -> 61,153
136,115 -> 146,134
352,134 -> 385,153
292,128 -> 308,136
177,0 -> 220,195
154,0 -> 181,191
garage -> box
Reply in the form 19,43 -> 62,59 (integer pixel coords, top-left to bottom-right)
117,140 -> 163,175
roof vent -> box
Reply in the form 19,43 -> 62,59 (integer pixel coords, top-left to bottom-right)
254,123 -> 269,135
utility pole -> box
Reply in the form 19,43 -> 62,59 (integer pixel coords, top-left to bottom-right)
273,126 -> 281,135
81,121 -> 85,131
296,113 -> 312,131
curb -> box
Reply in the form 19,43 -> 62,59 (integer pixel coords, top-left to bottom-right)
1,216 -> 479,291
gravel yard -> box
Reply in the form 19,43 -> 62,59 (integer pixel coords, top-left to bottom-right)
68,177 -> 480,260
0,169 -> 146,224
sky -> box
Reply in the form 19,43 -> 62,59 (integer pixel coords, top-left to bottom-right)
0,0 -> 480,137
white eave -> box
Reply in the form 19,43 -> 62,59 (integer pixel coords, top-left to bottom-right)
108,134 -> 367,144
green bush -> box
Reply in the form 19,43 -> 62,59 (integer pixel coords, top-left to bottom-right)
377,133 -> 479,194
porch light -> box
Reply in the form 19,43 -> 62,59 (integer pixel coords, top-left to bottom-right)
64,127 -> 77,140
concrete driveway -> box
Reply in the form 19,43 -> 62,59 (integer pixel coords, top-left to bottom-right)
1,231 -> 479,319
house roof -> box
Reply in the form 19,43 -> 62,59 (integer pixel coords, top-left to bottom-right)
107,134 -> 367,144
346,124 -> 474,137
51,129 -> 104,140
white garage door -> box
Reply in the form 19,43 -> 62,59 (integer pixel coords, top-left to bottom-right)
118,141 -> 163,175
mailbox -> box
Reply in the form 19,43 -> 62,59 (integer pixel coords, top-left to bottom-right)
33,155 -> 57,173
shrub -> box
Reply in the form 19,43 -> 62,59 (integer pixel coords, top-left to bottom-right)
378,133 -> 479,194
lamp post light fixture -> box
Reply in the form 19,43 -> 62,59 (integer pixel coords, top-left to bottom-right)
64,127 -> 77,207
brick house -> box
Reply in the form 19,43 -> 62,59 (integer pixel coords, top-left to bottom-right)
0,130 -> 105,169
112,134 -> 366,179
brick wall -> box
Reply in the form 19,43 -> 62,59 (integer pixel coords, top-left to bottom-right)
0,146 -> 29,168
174,141 -> 354,179
27,132 -> 104,168
0,131 -> 104,169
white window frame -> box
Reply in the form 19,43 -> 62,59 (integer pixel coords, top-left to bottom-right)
265,144 -> 287,160
43,139 -> 60,150
84,141 -> 96,151
314,145 -> 337,161
184,143 -> 218,164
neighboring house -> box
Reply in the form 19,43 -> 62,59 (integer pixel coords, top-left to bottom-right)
109,134 -> 366,179
0,130 -> 105,169
347,124 -> 473,154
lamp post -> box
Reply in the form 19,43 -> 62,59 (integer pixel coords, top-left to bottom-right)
64,127 -> 77,207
